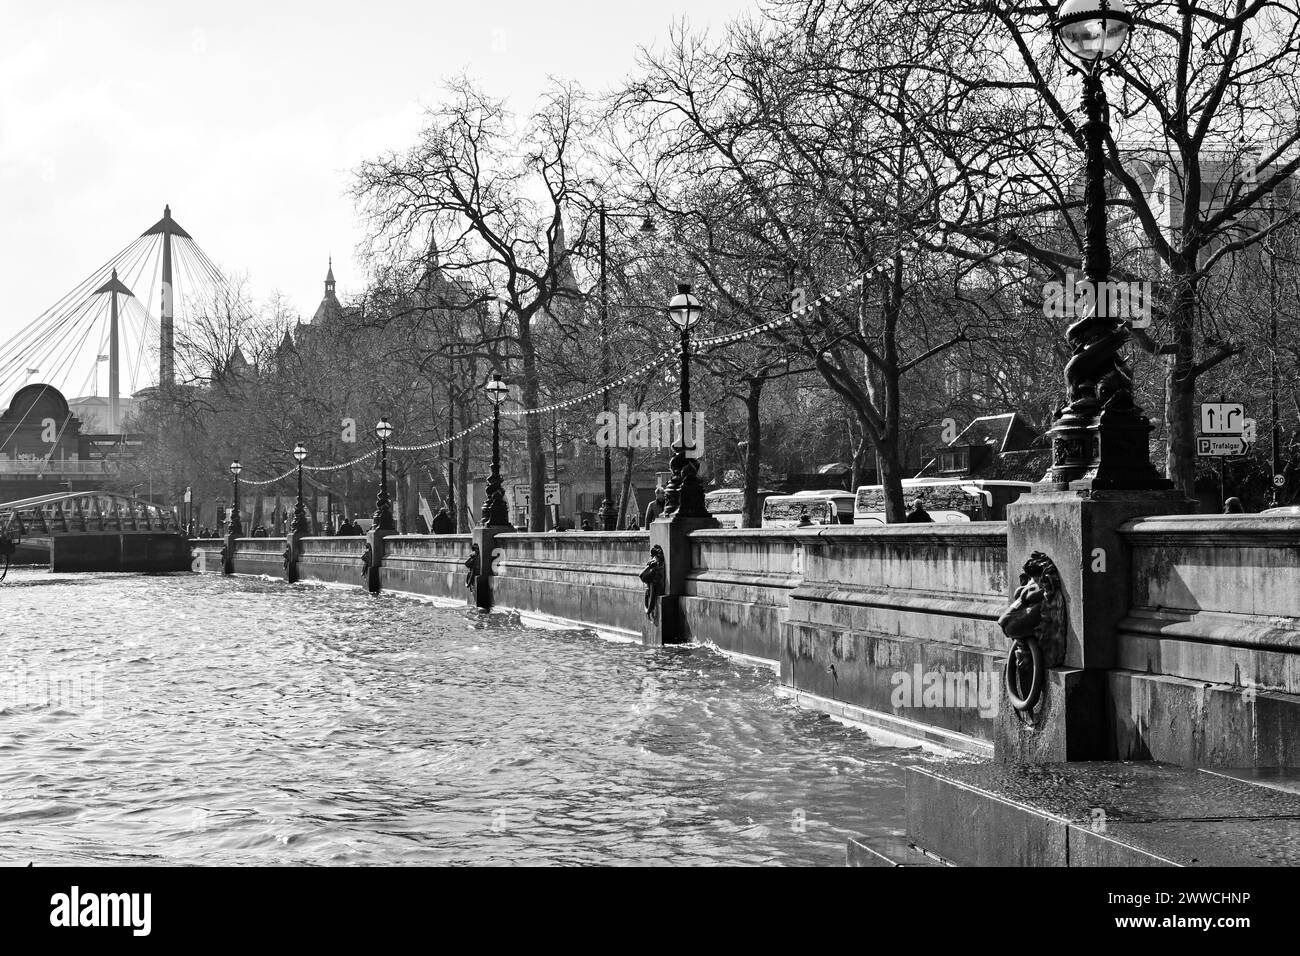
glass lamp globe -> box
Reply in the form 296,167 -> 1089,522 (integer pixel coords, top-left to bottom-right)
667,283 -> 703,331
1056,0 -> 1132,68
486,373 -> 510,406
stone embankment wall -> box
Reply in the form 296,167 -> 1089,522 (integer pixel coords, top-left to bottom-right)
1112,514 -> 1300,767
191,514 -> 1300,766
194,526 -> 1007,755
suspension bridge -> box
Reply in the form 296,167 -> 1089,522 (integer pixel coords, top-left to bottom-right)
0,205 -> 235,572
0,200 -> 921,575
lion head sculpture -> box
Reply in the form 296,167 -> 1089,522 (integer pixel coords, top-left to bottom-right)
997,551 -> 1066,668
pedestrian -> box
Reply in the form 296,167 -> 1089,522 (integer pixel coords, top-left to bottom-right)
626,516 -> 640,531
581,518 -> 593,531
1224,497 -> 1245,514
644,486 -> 667,526
797,507 -> 814,527
905,498 -> 933,523
431,507 -> 455,535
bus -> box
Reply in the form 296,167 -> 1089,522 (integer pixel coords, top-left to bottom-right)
853,478 -> 1032,524
704,488 -> 774,528
762,492 -> 857,528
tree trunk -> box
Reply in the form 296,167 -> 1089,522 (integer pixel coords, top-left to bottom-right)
457,397 -> 471,532
876,433 -> 907,523
617,445 -> 636,529
446,373 -> 457,529
742,377 -> 763,528
1164,282 -> 1198,499
850,427 -> 872,490
519,320 -> 547,532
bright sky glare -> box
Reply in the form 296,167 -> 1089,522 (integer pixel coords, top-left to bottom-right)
0,0 -> 757,381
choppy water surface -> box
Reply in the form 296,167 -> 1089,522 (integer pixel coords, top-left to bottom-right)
0,570 -> 948,865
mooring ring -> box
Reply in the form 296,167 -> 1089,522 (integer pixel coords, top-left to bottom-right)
1004,637 -> 1044,712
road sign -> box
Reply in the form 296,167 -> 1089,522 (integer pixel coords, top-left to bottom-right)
1275,474 -> 1286,487
1197,436 -> 1247,457
544,482 -> 561,505
1200,402 -> 1245,435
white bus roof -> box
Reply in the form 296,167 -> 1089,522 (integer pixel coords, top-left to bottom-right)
855,478 -> 1033,491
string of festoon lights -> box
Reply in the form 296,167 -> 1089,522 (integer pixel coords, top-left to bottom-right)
232,226 -> 947,487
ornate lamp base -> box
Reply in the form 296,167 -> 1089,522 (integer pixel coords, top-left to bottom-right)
1045,403 -> 1171,491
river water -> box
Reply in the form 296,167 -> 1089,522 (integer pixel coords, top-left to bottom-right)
0,570 -> 949,866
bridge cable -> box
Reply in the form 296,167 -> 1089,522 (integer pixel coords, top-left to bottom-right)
0,239 -> 159,451
0,236 -> 150,387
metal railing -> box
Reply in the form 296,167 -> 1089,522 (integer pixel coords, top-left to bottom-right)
0,459 -> 121,475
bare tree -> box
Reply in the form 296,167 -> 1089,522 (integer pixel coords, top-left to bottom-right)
951,0 -> 1300,495
352,79 -> 600,530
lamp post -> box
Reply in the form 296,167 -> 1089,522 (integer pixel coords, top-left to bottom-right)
291,442 -> 308,536
598,204 -> 618,531
483,373 -> 512,526
663,283 -> 706,517
228,460 -> 243,538
373,417 -> 395,531
1045,0 -> 1167,489
595,203 -> 660,530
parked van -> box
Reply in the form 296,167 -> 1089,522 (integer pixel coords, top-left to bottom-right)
853,478 -> 1032,524
762,492 -> 856,528
704,488 -> 774,528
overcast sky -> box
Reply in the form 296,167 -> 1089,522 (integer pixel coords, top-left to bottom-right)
0,0 -> 754,390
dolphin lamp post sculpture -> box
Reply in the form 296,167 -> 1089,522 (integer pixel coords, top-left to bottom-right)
222,459 -> 243,575
482,374 -> 512,528
373,417 -> 395,532
291,443 -> 308,536
1046,0 -> 1166,489
228,460 -> 243,538
662,283 -> 707,518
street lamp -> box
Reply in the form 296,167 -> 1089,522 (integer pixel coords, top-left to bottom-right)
663,283 -> 706,517
595,203 -> 660,531
597,205 -> 618,530
228,460 -> 243,538
291,442 -> 308,536
482,373 -> 512,527
373,417 -> 395,531
1055,0 -> 1131,67
1045,0 -> 1166,489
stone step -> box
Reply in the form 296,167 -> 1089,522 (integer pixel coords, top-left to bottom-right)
847,834 -> 950,867
903,760 -> 1300,866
